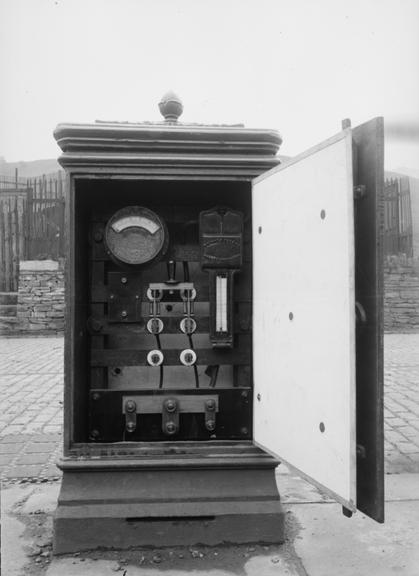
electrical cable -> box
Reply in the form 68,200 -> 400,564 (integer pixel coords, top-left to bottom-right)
155,334 -> 164,389
187,333 -> 199,389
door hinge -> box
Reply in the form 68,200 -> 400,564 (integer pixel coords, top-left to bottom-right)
354,185 -> 366,200
357,444 -> 366,459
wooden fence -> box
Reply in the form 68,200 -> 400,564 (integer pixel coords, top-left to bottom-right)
384,177 -> 413,257
0,173 -> 65,291
0,171 -> 415,291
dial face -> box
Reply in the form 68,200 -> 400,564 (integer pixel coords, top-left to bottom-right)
105,206 -> 167,266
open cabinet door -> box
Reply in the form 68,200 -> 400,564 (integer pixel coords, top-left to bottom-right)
252,118 -> 384,521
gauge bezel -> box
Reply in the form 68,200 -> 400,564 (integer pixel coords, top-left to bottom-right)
104,206 -> 168,267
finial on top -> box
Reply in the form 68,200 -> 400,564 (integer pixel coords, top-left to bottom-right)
158,91 -> 183,122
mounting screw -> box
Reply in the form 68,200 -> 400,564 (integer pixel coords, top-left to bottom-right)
165,422 -> 176,434
121,277 -> 128,284
206,420 -> 216,431
93,231 -> 103,243
165,399 -> 177,413
257,393 -> 261,401
92,392 -> 100,401
241,390 -> 248,399
126,421 -> 136,433
121,310 -> 128,318
240,427 -> 249,435
125,400 -> 137,413
206,399 -> 216,411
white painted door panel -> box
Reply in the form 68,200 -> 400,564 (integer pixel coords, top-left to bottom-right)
252,130 -> 356,509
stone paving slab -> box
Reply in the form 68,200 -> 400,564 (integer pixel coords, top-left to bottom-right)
384,333 -> 419,473
0,337 -> 63,481
1,334 -> 419,481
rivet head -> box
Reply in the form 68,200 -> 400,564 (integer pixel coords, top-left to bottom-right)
320,209 -> 326,220
121,310 -> 128,318
206,420 -> 216,431
319,422 -> 326,433
206,399 -> 216,411
93,231 -> 103,243
121,277 -> 128,284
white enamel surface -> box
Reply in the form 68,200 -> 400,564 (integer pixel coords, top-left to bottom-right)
216,275 -> 228,332
252,130 -> 356,508
111,215 -> 160,234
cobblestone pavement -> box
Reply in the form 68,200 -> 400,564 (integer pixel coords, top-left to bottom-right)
385,333 -> 419,473
0,337 -> 63,481
0,334 -> 418,481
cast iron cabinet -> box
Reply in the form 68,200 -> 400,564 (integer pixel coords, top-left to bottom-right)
53,116 -> 384,553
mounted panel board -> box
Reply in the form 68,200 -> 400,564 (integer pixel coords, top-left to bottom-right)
253,130 -> 356,509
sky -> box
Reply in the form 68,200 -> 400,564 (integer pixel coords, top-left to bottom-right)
1,0 -> 418,172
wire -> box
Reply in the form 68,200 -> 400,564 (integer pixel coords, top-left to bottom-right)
188,334 -> 199,389
209,365 -> 219,388
155,334 -> 164,389
183,261 -> 190,281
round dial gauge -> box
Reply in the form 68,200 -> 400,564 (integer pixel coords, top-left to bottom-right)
105,206 -> 168,266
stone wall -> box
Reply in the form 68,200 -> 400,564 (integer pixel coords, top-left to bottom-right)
384,256 -> 419,332
10,257 -> 419,335
17,260 -> 65,334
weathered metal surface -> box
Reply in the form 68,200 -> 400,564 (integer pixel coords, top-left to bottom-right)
352,117 -> 385,523
253,130 -> 357,510
53,466 -> 284,553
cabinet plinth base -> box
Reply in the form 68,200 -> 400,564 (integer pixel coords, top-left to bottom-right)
53,462 -> 284,553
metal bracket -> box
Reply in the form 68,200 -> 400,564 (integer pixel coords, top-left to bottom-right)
162,397 -> 179,436
124,399 -> 137,434
204,398 -> 217,432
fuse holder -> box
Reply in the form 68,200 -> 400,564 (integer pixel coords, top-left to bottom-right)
180,349 -> 197,366
147,350 -> 164,366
